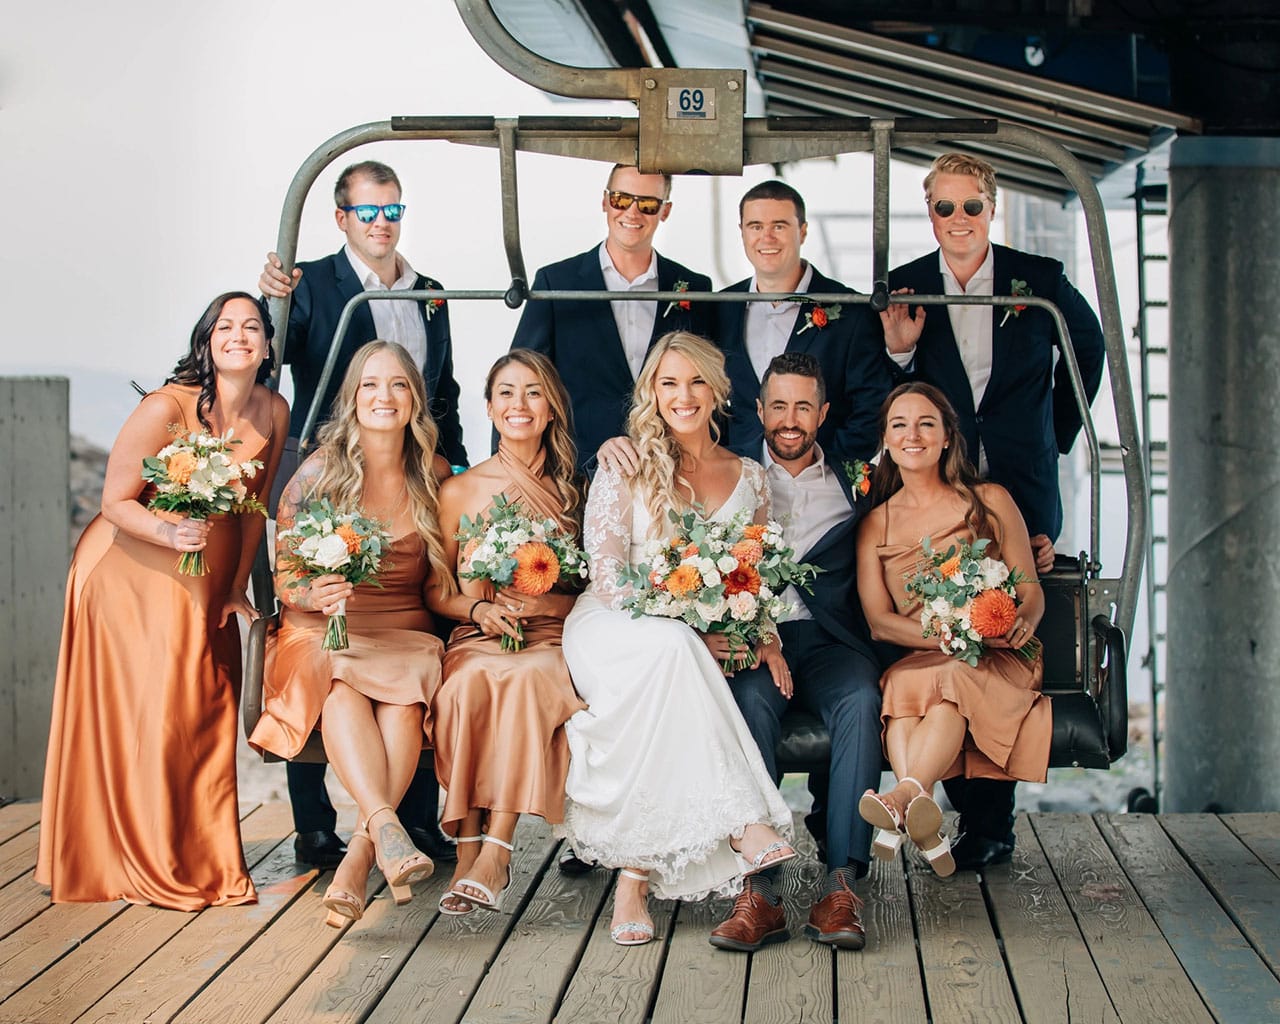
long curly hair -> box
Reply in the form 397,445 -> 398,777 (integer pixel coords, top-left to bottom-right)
484,349 -> 586,531
311,340 -> 454,593
168,291 -> 276,431
625,331 -> 731,535
869,382 -> 996,541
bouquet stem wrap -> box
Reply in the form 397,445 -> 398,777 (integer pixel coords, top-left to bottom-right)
175,514 -> 209,577
324,597 -> 349,651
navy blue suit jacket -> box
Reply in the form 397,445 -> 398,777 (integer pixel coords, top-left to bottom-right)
886,245 -> 1105,540
510,246 -> 713,470
281,248 -> 467,466
718,266 -> 890,461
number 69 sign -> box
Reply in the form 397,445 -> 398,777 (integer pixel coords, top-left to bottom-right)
667,86 -> 716,120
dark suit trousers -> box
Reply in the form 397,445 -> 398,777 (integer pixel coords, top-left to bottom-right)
942,777 -> 1017,846
285,761 -> 440,834
728,620 -> 882,871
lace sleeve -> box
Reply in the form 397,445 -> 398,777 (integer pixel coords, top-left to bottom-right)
583,465 -> 637,609
741,457 -> 771,525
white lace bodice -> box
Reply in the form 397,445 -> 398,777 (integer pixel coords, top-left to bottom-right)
582,458 -> 770,609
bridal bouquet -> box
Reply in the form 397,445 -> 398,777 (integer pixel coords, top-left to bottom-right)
276,498 -> 391,650
455,493 -> 589,651
142,427 -> 266,576
621,508 -> 820,672
904,536 -> 1041,667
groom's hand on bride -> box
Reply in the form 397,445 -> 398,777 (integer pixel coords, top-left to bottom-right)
597,437 -> 640,477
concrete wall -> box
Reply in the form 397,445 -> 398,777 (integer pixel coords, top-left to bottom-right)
0,378 -> 69,800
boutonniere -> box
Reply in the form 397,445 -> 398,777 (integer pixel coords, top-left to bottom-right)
999,279 -> 1031,327
424,286 -> 445,321
797,302 -> 841,334
842,458 -> 873,498
664,280 -> 691,317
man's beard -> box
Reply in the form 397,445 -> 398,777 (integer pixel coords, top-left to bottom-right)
765,425 -> 817,463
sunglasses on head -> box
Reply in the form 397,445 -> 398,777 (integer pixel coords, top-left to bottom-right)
340,203 -> 406,223
931,197 -> 987,218
606,189 -> 667,215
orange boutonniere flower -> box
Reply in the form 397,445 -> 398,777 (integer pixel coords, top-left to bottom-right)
424,286 -> 446,320
842,459 -> 872,497
999,279 -> 1031,327
797,302 -> 841,334
664,280 -> 692,317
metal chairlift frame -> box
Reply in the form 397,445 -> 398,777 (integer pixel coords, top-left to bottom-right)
242,0 -> 1145,771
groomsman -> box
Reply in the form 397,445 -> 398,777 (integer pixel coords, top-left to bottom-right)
511,164 -> 713,471
878,152 -> 1105,870
709,354 -> 882,953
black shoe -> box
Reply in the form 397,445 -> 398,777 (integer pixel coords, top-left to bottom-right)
404,824 -> 458,863
294,829 -> 348,868
951,832 -> 1014,872
558,847 -> 598,876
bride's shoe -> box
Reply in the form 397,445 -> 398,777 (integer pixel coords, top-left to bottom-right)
439,835 -> 483,917
322,829 -> 373,928
445,834 -> 513,912
363,805 -> 434,904
901,777 -> 955,878
610,869 -> 655,946
731,826 -> 798,877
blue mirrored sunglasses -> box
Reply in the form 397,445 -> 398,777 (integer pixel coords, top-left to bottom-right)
340,203 -> 406,223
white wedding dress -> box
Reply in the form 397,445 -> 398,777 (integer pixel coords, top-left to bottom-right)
561,459 -> 794,901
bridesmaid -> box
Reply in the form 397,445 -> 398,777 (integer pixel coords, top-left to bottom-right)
427,350 -> 587,915
250,340 -> 454,925
37,291 -> 289,909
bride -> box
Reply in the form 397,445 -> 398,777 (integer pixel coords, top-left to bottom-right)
561,331 -> 795,947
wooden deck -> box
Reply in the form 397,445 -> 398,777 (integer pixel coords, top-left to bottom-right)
1,800 -> 1277,1023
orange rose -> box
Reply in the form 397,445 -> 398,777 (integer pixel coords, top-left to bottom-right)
723,564 -> 761,596
857,476 -> 871,496
938,554 -> 962,578
335,523 -> 362,555
665,564 -> 702,597
512,542 -> 560,595
682,543 -> 699,559
166,450 -> 197,485
810,307 -> 828,328
970,589 -> 1017,638
730,538 -> 764,566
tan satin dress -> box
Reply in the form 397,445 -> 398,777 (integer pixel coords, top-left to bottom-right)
250,532 -> 444,759
432,448 -> 586,834
36,384 -> 275,910
877,515 -> 1052,783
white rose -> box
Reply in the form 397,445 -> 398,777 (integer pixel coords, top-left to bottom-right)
980,558 -> 1010,589
929,597 -> 951,619
298,534 -> 321,560
312,532 -> 353,570
727,591 -> 758,621
717,554 -> 739,574
701,569 -> 722,588
700,593 -> 729,623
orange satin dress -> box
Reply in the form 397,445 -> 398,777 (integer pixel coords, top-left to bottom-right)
250,532 -> 444,760
36,384 -> 276,910
877,515 -> 1051,783
432,448 -> 586,835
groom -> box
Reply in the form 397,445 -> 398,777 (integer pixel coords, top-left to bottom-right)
709,352 -> 883,952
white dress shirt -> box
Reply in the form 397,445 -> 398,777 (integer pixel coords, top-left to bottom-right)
599,242 -> 659,381
762,442 -> 851,622
344,245 -> 429,369
744,263 -> 815,381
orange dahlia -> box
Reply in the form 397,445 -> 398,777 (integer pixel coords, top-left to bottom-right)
665,563 -> 702,597
724,564 -> 762,596
970,589 -> 1017,638
335,523 -> 362,554
167,450 -> 197,485
938,554 -> 962,578
742,524 -> 767,541
730,538 -> 764,566
682,543 -> 700,559
460,537 -> 481,566
512,542 -> 560,595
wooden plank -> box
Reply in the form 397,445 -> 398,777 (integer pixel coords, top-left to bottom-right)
0,830 -> 40,888
364,817 -> 557,1024
0,900 -> 124,1003
743,843 -> 832,1024
1031,813 -> 1214,1023
0,802 -> 295,1024
1161,814 -> 1280,972
907,834 -> 1022,1023
649,893 -> 744,1024
552,884 -> 676,1024
0,801 -> 41,844
983,815 -> 1120,1023
1098,814 -> 1280,1020
835,847 -> 928,1023
462,834 -> 616,1024
1221,814 -> 1280,878
0,873 -> 51,943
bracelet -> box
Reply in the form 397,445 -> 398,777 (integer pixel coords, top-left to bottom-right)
468,599 -> 489,625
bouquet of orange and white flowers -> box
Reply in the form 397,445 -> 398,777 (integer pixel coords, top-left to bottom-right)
455,493 -> 589,652
622,508 -> 820,672
904,536 -> 1041,667
277,498 -> 391,650
142,427 -> 266,576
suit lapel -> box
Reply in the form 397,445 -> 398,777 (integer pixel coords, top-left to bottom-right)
333,251 -> 377,348
783,266 -> 822,356
578,250 -> 635,383
918,257 -> 976,420
983,245 -> 1017,412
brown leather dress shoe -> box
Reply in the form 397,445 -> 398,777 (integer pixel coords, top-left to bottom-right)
708,886 -> 789,952
804,877 -> 866,950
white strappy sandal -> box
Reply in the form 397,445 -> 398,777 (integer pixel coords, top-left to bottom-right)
444,834 -> 513,912
438,835 -> 483,916
610,869 -> 655,946
858,789 -> 906,861
901,776 -> 956,878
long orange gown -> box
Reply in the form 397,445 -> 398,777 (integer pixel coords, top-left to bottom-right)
249,533 -> 443,760
37,384 -> 276,909
432,448 -> 586,835
876,516 -> 1051,783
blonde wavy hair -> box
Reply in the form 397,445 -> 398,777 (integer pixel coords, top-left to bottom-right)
923,152 -> 998,207
485,349 -> 586,530
625,331 -> 731,536
311,340 -> 455,594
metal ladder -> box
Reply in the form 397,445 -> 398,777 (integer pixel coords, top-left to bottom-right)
1131,161 -> 1170,811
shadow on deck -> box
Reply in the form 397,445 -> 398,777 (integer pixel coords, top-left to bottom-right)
0,801 -> 1277,1023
